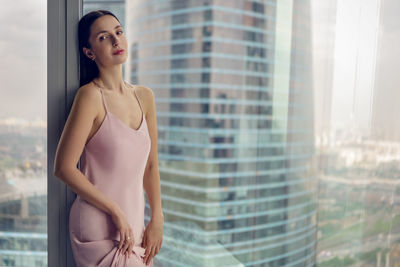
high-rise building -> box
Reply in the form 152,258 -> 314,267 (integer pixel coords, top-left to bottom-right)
83,0 -> 126,26
126,0 -> 317,266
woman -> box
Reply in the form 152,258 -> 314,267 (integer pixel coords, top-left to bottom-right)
53,10 -> 163,267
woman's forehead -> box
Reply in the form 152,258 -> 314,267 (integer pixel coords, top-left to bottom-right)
91,15 -> 120,35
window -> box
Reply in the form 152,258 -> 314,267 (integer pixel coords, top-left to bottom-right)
44,0 -> 400,266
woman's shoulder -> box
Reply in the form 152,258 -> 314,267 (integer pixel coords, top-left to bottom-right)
73,82 -> 102,110
126,82 -> 155,114
126,83 -> 154,101
77,81 -> 101,97
126,82 -> 153,96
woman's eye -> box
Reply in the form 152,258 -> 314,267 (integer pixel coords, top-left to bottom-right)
99,35 -> 107,41
117,30 -> 123,35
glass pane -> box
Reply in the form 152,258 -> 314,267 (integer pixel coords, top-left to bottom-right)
313,0 -> 400,266
0,0 -> 47,266
77,0 -> 400,266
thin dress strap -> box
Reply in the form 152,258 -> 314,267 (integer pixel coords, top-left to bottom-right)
92,80 -> 109,113
132,87 -> 144,116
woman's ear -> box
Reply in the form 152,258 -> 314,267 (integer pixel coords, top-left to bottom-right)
83,47 -> 95,61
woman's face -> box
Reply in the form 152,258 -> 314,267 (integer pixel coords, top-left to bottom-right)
84,15 -> 128,67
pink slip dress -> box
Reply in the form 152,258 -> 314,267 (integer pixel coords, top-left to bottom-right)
68,80 -> 153,267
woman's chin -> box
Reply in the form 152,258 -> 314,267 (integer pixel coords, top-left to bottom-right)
109,57 -> 127,65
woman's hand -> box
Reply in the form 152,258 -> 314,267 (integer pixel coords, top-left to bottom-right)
111,206 -> 135,258
142,217 -> 164,265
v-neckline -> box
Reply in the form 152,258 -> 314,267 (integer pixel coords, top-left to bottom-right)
85,110 -> 145,148
92,80 -> 145,133
107,110 -> 145,132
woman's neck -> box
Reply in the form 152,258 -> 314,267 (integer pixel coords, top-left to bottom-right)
95,65 -> 126,94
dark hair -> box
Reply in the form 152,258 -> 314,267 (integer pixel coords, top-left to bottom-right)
78,10 -> 121,87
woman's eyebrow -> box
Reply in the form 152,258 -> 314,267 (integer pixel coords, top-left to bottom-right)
95,25 -> 122,37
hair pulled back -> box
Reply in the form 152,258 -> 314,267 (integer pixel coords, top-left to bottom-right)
78,10 -> 121,87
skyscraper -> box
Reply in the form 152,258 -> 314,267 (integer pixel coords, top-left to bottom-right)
127,0 -> 317,265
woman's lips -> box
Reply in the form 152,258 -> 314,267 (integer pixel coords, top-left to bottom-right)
113,49 -> 124,55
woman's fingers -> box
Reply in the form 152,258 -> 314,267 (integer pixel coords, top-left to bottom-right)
127,230 -> 134,258
120,228 -> 135,257
144,245 -> 155,265
118,231 -> 125,250
122,232 -> 130,255
117,226 -> 136,257
149,245 -> 156,264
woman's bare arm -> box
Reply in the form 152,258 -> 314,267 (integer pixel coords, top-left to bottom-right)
53,85 -> 119,216
140,86 -> 164,221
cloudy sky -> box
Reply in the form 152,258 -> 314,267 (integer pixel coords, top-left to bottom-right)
0,0 -> 46,121
330,0 -> 380,133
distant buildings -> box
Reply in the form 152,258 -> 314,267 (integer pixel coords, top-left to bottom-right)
0,172 -> 46,266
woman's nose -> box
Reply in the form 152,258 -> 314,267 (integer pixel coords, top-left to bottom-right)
112,35 -> 119,46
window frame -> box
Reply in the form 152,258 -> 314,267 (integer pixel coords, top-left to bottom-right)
48,0 -> 82,266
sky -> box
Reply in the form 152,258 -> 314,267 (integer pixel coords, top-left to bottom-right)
0,0 -> 47,121
330,0 -> 380,135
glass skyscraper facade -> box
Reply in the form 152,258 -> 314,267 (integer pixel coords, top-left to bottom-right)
126,0 -> 316,266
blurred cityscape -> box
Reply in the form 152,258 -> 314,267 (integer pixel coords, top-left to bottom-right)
0,120 -> 47,266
